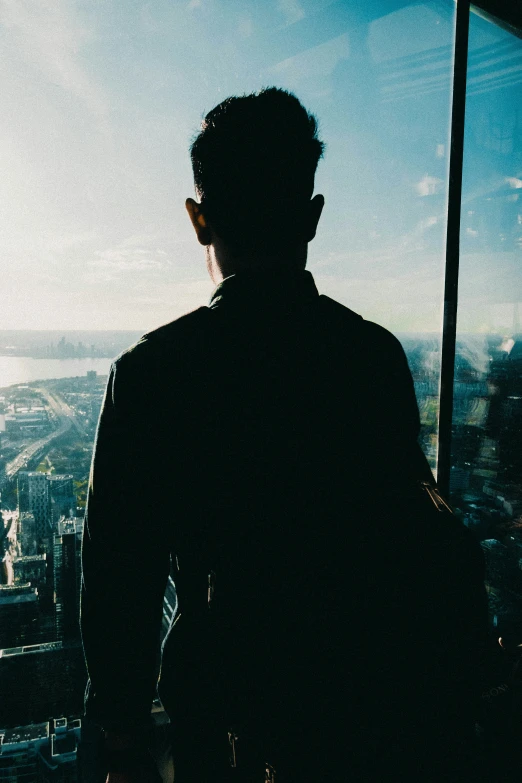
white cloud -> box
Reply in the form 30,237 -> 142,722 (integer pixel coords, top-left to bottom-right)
416,174 -> 444,197
90,237 -> 170,278
277,0 -> 305,26
92,255 -> 162,271
499,337 -> 515,355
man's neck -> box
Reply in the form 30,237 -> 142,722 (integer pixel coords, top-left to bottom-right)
212,253 -> 307,283
207,235 -> 309,283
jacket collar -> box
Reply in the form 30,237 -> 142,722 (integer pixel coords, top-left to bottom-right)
208,266 -> 319,313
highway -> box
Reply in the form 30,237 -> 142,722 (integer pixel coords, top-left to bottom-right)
4,386 -> 86,481
39,386 -> 87,439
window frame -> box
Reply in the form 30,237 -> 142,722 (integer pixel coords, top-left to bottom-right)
436,0 -> 522,495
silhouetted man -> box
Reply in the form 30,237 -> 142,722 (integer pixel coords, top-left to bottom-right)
81,88 -> 487,783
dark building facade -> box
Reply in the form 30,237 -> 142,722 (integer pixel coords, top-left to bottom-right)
53,521 -> 83,643
0,642 -> 86,729
0,585 -> 40,650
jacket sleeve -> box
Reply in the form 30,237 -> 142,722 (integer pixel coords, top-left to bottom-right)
80,353 -> 171,732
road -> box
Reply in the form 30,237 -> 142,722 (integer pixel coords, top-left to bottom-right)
4,386 -> 86,480
39,386 -> 87,439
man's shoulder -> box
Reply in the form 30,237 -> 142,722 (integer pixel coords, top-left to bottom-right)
113,306 -> 210,369
318,295 -> 404,355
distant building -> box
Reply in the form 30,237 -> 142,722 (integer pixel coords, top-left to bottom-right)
0,584 -> 39,650
13,554 -> 47,587
449,466 -> 472,494
0,720 -> 49,783
5,408 -> 49,437
18,511 -> 37,555
47,476 -> 76,528
18,474 -> 77,542
56,518 -> 83,538
37,717 -> 81,783
18,473 -> 50,541
53,521 -> 83,643
481,539 -> 516,588
0,717 -> 81,783
0,642 -> 86,727
86,371 -> 97,382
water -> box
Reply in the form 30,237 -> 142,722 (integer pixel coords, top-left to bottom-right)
0,357 -> 113,388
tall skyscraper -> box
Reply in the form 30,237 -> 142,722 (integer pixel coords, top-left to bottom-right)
53,519 -> 83,643
18,473 -> 50,542
17,474 -> 77,544
47,476 -> 76,528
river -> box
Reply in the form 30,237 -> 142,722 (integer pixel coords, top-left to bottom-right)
0,357 -> 113,388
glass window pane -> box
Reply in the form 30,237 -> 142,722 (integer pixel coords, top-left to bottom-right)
0,0 -> 456,764
451,9 -> 522,643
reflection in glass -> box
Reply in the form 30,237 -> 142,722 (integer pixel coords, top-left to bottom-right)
451,10 -> 522,647
0,0 -> 459,773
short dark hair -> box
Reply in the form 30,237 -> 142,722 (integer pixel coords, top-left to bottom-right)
190,87 -> 325,251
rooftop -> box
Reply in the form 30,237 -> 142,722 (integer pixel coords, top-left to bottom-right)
0,722 -> 49,745
14,554 -> 46,564
0,584 -> 37,605
0,641 -> 63,658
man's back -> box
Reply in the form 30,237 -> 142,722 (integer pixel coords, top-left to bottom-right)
159,270 -> 484,780
82,267 -> 486,781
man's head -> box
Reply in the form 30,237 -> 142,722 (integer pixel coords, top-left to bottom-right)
186,87 -> 325,282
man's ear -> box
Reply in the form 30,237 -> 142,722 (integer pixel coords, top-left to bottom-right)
305,194 -> 325,242
185,198 -> 212,246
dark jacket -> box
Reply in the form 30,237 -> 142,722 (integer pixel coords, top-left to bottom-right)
81,268 -> 486,780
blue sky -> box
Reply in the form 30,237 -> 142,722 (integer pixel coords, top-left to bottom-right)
0,0 -> 519,333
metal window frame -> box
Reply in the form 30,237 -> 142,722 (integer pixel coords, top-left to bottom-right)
436,0 -> 522,496
471,0 -> 522,41
436,0 -> 471,496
